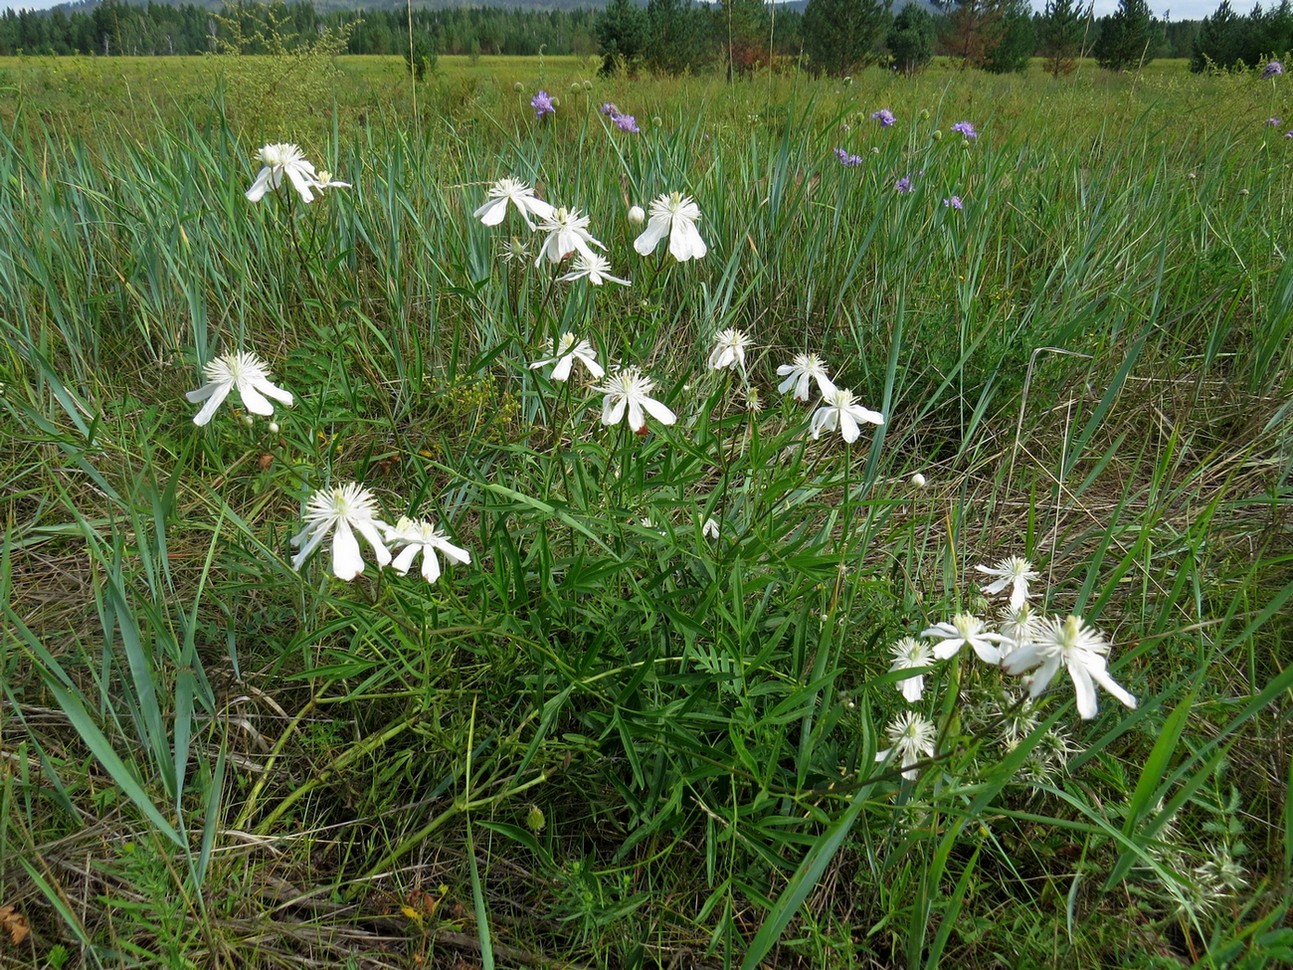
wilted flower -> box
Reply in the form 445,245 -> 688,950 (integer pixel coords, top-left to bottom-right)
943,195 -> 964,210
702,517 -> 721,539
312,170 -> 351,192
708,328 -> 751,371
634,191 -> 707,262
950,120 -> 978,139
385,516 -> 471,585
976,556 -> 1039,610
596,368 -> 677,432
875,712 -> 937,780
474,177 -> 555,230
921,612 -> 1006,664
1002,614 -> 1137,720
600,102 -> 619,115
889,636 -> 934,703
776,353 -> 836,402
834,147 -> 864,167
245,143 -> 318,204
535,207 -> 605,266
290,482 -> 391,581
528,332 -> 604,381
627,204 -> 646,225
1262,60 -> 1283,79
531,90 -> 555,119
186,350 -> 294,426
871,108 -> 895,127
809,387 -> 884,443
557,252 -> 630,286
500,236 -> 531,264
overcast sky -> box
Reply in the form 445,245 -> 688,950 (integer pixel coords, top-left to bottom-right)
0,0 -> 1262,25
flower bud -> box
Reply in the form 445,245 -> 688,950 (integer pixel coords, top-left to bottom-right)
241,414 -> 254,427
627,204 -> 645,225
932,129 -> 943,142
513,81 -> 524,92
268,421 -> 280,434
525,804 -> 546,832
911,472 -> 927,487
920,109 -> 930,121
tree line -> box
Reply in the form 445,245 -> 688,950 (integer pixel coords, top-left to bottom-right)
0,0 -> 1286,78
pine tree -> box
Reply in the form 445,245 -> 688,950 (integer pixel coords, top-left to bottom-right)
982,0 -> 1035,73
1094,0 -> 1153,71
1039,0 -> 1089,77
595,0 -> 648,75
803,0 -> 892,77
888,2 -> 936,75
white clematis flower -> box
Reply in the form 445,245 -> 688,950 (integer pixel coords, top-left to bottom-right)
384,516 -> 471,585
776,353 -> 837,402
708,329 -> 751,371
290,482 -> 391,582
246,143 -> 318,204
473,177 -> 555,230
528,332 -> 604,382
596,368 -> 676,432
875,712 -> 937,780
312,170 -> 351,192
889,636 -> 935,703
976,556 -> 1040,610
185,350 -> 294,426
809,387 -> 884,443
633,191 -> 707,262
1002,614 -> 1137,720
921,612 -> 1007,664
557,252 -> 630,287
535,207 -> 605,266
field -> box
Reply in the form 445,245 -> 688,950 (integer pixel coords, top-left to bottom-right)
1,49 -> 1291,969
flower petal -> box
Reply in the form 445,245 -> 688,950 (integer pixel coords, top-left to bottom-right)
330,520 -> 365,580
191,383 -> 232,426
633,218 -> 669,256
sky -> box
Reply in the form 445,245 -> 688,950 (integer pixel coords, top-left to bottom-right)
0,0 -> 1268,25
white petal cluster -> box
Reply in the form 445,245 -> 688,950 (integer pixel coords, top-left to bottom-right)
1003,615 -> 1137,720
921,612 -> 1007,665
708,329 -> 751,371
474,177 -> 555,230
809,387 -> 884,444
889,636 -> 934,703
976,556 -> 1040,610
528,332 -> 604,382
291,483 -> 392,581
633,191 -> 707,262
557,252 -> 630,287
385,516 -> 472,585
596,368 -> 677,432
875,712 -> 937,780
186,350 -> 294,426
535,207 -> 605,266
776,353 -> 837,402
246,143 -> 318,204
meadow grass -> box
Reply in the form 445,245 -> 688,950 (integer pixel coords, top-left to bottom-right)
0,52 -> 1290,969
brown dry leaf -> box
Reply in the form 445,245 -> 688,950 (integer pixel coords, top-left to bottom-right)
0,903 -> 30,945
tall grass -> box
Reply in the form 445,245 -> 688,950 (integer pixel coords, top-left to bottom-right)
0,57 -> 1290,968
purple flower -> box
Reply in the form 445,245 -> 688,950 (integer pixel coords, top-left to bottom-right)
950,121 -> 978,140
871,108 -> 896,127
613,113 -> 640,133
600,102 -> 619,115
531,90 -> 554,120
1286,130 -> 1293,138
834,147 -> 864,167
894,174 -> 913,194
1268,117 -> 1284,127
1262,60 -> 1284,79
942,195 -> 963,210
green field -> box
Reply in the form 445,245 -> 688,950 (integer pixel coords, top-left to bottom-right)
1,51 -> 1291,969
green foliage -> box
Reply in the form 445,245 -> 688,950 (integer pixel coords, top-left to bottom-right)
803,0 -> 892,77
888,2 -> 937,75
1039,0 -> 1090,78
404,30 -> 438,81
982,0 -> 1035,73
1094,0 -> 1155,71
595,0 -> 648,75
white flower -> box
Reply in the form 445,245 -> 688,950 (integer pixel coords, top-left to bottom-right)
889,636 -> 934,703
707,329 -> 750,371
875,712 -> 937,780
473,177 -> 555,230
627,204 -> 646,225
809,387 -> 884,443
290,482 -> 391,581
633,191 -> 707,262
776,353 -> 837,402
1002,615 -> 1137,720
997,603 -> 1040,660
976,556 -> 1039,610
557,252 -> 630,287
921,612 -> 1006,664
185,350 -> 294,426
702,517 -> 720,539
246,143 -> 318,204
596,368 -> 676,432
535,207 -> 605,266
384,516 -> 471,584
528,332 -> 604,382
312,170 -> 351,192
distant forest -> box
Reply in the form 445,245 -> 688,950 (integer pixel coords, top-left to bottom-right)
0,0 -> 1272,68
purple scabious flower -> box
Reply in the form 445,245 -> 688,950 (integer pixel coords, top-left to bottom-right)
531,90 -> 555,120
600,102 -> 619,115
950,121 -> 978,140
1286,130 -> 1293,138
894,174 -> 913,194
1262,60 -> 1284,79
613,113 -> 640,133
871,108 -> 896,127
1268,116 -> 1284,127
834,147 -> 864,167
942,195 -> 963,210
